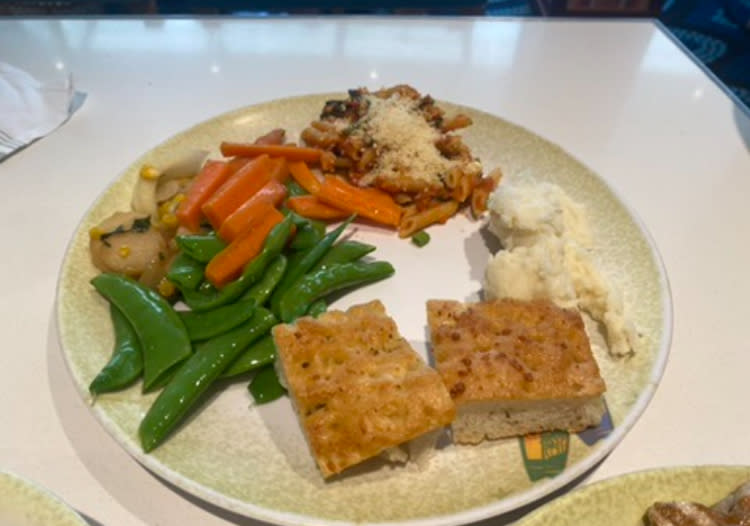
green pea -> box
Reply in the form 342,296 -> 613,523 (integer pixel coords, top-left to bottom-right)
89,303 -> 143,395
248,365 -> 286,405
221,335 -> 276,378
411,230 -> 430,247
138,308 -> 277,452
177,299 -> 256,341
278,261 -> 395,323
91,273 -> 192,392
175,232 -> 226,263
166,252 -> 204,290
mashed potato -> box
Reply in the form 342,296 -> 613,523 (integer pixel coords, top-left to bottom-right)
484,178 -> 636,358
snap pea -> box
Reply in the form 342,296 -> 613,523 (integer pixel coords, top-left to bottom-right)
175,232 -> 226,263
180,215 -> 294,312
310,240 -> 376,273
289,219 -> 326,251
239,255 -> 287,305
138,307 -> 277,452
306,299 -> 327,318
221,334 -> 276,378
248,365 -> 286,405
284,179 -> 308,198
89,303 -> 143,395
166,252 -> 204,291
270,216 -> 354,316
278,261 -> 395,323
177,299 -> 256,341
91,273 -> 192,392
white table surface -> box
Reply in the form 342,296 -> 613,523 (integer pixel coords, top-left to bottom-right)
1,15 -> 749,526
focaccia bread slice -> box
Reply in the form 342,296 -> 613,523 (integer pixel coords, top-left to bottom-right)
426,298 -> 606,444
273,300 -> 455,478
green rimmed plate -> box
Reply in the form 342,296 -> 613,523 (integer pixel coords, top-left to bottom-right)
56,93 -> 672,525
0,471 -> 87,526
516,466 -> 750,526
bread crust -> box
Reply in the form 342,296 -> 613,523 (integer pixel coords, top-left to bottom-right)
273,300 -> 455,478
426,298 -> 606,443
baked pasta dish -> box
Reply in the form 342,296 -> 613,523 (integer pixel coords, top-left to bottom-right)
301,84 -> 497,237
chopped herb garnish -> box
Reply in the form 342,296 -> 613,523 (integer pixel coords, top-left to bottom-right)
100,216 -> 152,247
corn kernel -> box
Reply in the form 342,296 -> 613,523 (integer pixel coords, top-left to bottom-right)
118,246 -> 131,258
173,193 -> 186,203
158,201 -> 172,215
89,227 -> 104,240
139,165 -> 160,180
161,213 -> 178,228
158,278 -> 176,298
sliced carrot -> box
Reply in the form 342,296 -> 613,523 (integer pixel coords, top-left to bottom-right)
288,161 -> 322,194
201,154 -> 273,230
226,156 -> 252,175
175,160 -> 231,232
316,176 -> 403,227
205,205 -> 284,288
220,142 -> 323,163
218,179 -> 288,242
268,157 -> 290,183
286,195 -> 350,221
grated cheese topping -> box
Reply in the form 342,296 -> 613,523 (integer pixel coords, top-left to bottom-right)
355,94 -> 457,186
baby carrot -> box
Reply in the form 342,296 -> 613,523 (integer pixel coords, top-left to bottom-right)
220,142 -> 323,163
205,205 -> 285,288
288,161 -> 321,194
218,179 -> 287,242
286,195 -> 350,221
201,154 -> 273,230
316,175 -> 403,227
268,157 -> 290,183
175,161 -> 231,232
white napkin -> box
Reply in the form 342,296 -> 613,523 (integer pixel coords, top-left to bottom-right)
0,61 -> 86,160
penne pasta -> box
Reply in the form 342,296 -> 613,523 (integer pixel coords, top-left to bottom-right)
398,200 -> 459,238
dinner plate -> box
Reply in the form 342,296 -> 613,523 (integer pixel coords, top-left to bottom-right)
56,93 -> 672,525
0,471 -> 88,526
516,465 -> 750,526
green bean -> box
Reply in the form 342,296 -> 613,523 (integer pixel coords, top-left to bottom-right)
175,232 -> 226,263
411,231 -> 430,247
89,303 -> 143,395
138,308 -> 277,452
181,215 -> 294,312
289,219 -> 326,251
248,365 -> 286,405
91,273 -> 192,392
240,255 -> 287,305
221,335 -> 275,378
310,240 -> 375,273
270,216 -> 354,316
306,299 -> 327,318
278,261 -> 395,323
177,299 -> 256,341
166,252 -> 204,290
